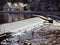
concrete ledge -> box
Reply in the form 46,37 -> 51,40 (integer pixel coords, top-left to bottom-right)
0,17 -> 45,34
